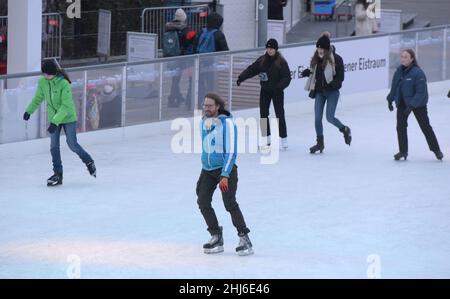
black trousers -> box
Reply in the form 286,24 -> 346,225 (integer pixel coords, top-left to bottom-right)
396,104 -> 441,154
259,88 -> 287,138
196,165 -> 250,236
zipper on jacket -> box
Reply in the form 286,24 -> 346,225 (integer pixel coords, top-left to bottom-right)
207,129 -> 212,168
48,81 -> 55,110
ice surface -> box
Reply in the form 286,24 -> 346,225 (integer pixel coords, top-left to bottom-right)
1,82 -> 449,278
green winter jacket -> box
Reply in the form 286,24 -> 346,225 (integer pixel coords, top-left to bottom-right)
26,75 -> 77,125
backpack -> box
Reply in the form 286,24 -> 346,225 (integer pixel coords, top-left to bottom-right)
163,30 -> 181,57
197,28 -> 218,54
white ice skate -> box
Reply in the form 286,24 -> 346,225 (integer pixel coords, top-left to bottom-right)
236,233 -> 253,256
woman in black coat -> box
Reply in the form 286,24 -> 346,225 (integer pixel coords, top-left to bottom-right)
237,38 -> 292,150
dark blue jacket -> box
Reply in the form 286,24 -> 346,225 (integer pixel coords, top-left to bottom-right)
387,64 -> 428,108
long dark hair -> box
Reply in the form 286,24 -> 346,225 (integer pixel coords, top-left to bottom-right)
402,48 -> 419,67
205,92 -> 227,112
53,60 -> 72,84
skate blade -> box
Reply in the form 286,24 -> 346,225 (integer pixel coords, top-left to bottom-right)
204,246 -> 224,254
259,146 -> 271,154
47,182 -> 62,187
237,248 -> 254,256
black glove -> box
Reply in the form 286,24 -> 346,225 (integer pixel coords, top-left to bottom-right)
47,123 -> 58,134
403,106 -> 412,116
388,101 -> 394,112
300,68 -> 311,78
23,112 -> 30,121
236,79 -> 242,86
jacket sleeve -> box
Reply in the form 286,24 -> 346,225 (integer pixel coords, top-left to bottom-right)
214,31 -> 229,52
410,69 -> 428,108
327,54 -> 344,90
221,118 -> 237,178
276,60 -> 292,90
26,78 -> 46,114
51,80 -> 74,125
238,57 -> 261,82
387,69 -> 400,103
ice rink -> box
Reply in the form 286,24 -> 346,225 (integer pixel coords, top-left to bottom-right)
1,81 -> 449,278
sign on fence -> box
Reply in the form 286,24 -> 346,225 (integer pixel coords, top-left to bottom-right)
127,32 -> 158,62
97,9 -> 111,59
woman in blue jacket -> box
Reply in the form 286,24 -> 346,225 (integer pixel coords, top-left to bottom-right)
387,49 -> 443,161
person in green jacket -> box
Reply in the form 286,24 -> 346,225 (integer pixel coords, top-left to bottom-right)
23,60 -> 96,186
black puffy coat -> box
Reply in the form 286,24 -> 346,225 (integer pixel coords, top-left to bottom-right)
238,52 -> 291,92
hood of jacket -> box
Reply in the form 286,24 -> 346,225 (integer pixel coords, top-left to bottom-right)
207,12 -> 223,29
165,20 -> 187,31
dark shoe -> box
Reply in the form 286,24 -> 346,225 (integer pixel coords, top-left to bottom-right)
340,126 -> 352,146
86,161 -> 96,177
47,173 -> 63,187
394,152 -> 408,161
310,136 -> 324,154
434,151 -> 444,161
203,226 -> 224,254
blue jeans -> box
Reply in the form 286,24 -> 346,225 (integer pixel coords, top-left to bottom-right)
50,122 -> 93,174
314,90 -> 345,137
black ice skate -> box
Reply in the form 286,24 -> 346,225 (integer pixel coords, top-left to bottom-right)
394,152 -> 408,161
434,151 -> 444,161
47,173 -> 63,187
235,233 -> 253,256
86,161 -> 96,177
203,227 -> 224,254
310,136 -> 324,154
340,126 -> 352,146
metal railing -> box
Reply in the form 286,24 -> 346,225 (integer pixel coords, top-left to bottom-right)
334,0 -> 353,37
0,13 -> 62,61
141,4 -> 209,49
1,24 -> 449,144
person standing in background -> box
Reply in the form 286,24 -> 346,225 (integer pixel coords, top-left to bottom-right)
268,0 -> 288,20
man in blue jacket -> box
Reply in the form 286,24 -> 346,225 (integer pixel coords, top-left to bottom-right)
197,93 -> 253,256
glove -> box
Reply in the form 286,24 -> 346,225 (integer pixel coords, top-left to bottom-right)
236,79 -> 242,86
47,123 -> 58,134
388,101 -> 394,112
219,177 -> 229,193
403,106 -> 412,116
23,112 -> 30,121
300,68 -> 311,78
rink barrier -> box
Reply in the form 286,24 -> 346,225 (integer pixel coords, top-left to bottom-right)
0,24 -> 449,144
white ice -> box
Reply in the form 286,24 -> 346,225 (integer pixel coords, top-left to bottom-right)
1,81 -> 450,278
